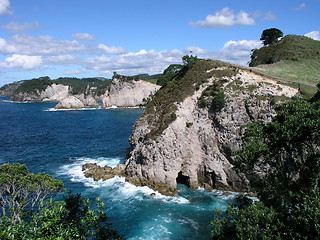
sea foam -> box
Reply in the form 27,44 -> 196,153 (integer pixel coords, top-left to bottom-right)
58,157 -> 190,204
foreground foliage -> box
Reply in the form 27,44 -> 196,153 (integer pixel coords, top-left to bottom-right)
0,163 -> 124,240
212,86 -> 320,239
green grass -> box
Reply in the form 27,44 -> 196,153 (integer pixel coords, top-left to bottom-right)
145,79 -> 158,84
250,58 -> 320,98
247,34 -> 320,98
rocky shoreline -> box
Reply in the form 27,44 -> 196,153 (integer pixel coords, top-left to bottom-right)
81,61 -> 299,196
1,78 -> 160,110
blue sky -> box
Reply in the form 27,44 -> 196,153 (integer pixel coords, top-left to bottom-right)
0,0 -> 319,86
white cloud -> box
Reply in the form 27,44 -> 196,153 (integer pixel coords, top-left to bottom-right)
185,46 -> 208,54
293,3 -> 307,11
7,35 -> 85,55
0,54 -> 42,69
0,33 -> 261,78
72,33 -> 96,41
46,54 -> 78,64
189,7 -> 255,28
218,40 -> 262,65
82,40 -> 262,76
98,44 -> 127,54
65,69 -> 85,75
0,0 -> 12,15
1,22 -> 42,33
263,11 -> 277,21
305,31 -> 320,40
0,37 -> 17,54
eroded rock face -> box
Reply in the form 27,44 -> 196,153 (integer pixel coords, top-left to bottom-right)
55,96 -> 85,109
10,84 -> 69,102
40,84 -> 69,101
102,79 -> 160,108
124,68 -> 299,195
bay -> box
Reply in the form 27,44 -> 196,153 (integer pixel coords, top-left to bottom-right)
0,98 -> 234,240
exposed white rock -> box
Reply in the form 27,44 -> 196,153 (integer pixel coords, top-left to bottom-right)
76,93 -> 99,107
55,96 -> 85,109
102,79 -> 160,108
40,84 -> 69,101
124,68 -> 299,195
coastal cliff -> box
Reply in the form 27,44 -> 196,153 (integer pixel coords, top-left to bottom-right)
123,60 -> 298,195
1,76 -> 160,109
102,77 -> 160,108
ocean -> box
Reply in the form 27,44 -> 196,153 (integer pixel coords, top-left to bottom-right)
0,98 -> 236,240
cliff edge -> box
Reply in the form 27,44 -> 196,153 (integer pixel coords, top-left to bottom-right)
123,59 -> 298,195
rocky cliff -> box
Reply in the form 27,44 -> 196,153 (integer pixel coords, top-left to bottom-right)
102,78 -> 160,108
123,60 -> 299,195
9,83 -> 69,102
55,94 -> 99,109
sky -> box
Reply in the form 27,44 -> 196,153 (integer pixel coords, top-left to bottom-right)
0,0 -> 319,86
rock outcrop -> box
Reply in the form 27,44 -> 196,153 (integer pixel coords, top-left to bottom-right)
123,60 -> 299,195
55,96 -> 85,109
82,163 -> 126,181
40,84 -> 69,101
10,84 -> 70,102
0,82 -> 21,97
102,78 -> 160,108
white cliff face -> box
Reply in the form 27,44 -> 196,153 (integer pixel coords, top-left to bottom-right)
124,68 -> 299,195
55,96 -> 85,109
102,79 -> 160,108
54,94 -> 99,109
40,84 -> 69,101
76,93 -> 99,107
10,84 -> 70,102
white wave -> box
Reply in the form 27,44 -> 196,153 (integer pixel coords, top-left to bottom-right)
58,157 -> 189,204
0,100 -> 29,104
105,106 -> 145,109
44,107 -> 100,112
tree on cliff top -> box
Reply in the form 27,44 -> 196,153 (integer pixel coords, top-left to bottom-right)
260,28 -> 283,46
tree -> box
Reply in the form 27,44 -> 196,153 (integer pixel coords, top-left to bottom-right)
0,163 -> 64,224
0,163 -> 125,240
182,54 -> 198,66
212,86 -> 320,239
156,64 -> 183,86
156,55 -> 199,86
260,28 -> 283,46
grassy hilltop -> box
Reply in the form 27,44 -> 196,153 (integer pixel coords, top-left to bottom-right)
249,34 -> 320,98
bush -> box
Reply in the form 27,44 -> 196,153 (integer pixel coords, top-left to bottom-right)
0,163 -> 125,240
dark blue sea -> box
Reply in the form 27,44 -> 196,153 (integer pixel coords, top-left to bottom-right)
0,98 -> 235,240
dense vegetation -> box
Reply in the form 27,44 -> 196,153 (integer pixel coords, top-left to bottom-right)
131,73 -> 161,84
250,34 -> 320,67
8,73 -> 161,97
13,76 -> 113,96
260,28 -> 283,46
14,76 -> 52,94
0,163 -> 124,240
211,85 -> 320,239
143,57 -> 237,139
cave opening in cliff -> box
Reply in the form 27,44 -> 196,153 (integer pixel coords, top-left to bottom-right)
176,171 -> 190,188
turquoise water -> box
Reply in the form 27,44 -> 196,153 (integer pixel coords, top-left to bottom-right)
0,98 -> 235,240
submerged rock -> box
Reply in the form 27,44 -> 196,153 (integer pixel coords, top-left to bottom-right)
82,163 -> 126,181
